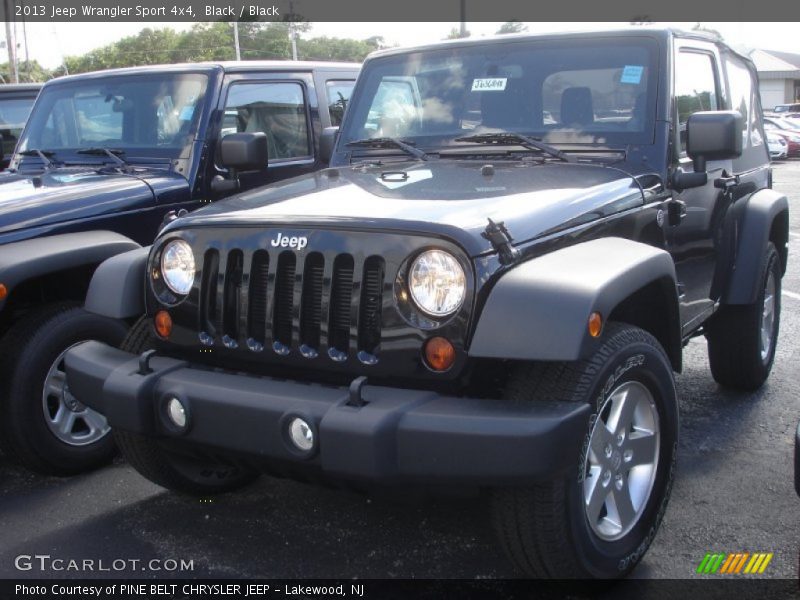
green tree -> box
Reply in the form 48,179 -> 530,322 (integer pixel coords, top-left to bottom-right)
0,60 -> 52,82
297,36 -> 383,62
496,21 -> 528,35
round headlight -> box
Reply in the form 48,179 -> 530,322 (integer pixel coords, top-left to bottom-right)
408,250 -> 466,317
160,239 -> 195,296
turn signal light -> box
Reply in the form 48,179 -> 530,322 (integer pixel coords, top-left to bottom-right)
588,312 -> 603,338
423,337 -> 456,372
154,310 -> 173,339
0,283 -> 6,301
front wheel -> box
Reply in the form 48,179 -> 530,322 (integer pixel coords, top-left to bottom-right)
0,304 -> 127,475
491,323 -> 678,578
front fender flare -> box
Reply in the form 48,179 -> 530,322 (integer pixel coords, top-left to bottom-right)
0,231 -> 140,312
469,237 -> 678,364
84,246 -> 151,319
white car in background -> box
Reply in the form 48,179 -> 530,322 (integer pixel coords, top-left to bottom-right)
767,131 -> 788,159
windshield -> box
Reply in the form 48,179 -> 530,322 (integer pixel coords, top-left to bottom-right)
340,37 -> 659,150
18,73 -> 208,162
0,96 -> 36,158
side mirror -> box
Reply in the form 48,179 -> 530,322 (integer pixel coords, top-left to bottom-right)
219,132 -> 268,172
319,126 -> 339,164
686,110 -> 743,172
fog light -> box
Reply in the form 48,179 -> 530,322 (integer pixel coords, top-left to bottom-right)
167,397 -> 187,429
423,337 -> 456,372
288,417 -> 314,452
155,310 -> 173,339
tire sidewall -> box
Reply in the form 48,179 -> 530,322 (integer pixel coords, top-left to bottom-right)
5,306 -> 127,472
568,331 -> 679,578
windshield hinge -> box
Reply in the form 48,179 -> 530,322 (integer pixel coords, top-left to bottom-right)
482,218 -> 521,265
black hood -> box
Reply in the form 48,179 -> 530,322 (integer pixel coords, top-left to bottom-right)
0,166 -> 188,240
168,160 -> 645,256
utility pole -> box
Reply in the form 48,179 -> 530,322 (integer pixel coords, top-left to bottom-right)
289,0 -> 298,60
233,21 -> 241,60
4,0 -> 19,83
459,0 -> 466,38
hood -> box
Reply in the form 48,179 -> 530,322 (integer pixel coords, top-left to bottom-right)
170,160 -> 645,256
0,166 -> 181,239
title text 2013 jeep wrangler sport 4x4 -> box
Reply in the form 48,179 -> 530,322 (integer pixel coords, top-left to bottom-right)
0,61 -> 359,475
65,30 -> 788,578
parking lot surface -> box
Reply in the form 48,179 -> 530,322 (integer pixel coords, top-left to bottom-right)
1,161 -> 799,581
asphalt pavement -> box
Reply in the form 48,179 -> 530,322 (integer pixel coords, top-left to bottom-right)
1,162 -> 799,582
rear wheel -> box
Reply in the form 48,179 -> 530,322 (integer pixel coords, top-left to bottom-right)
491,323 -> 678,578
706,242 -> 781,391
0,303 -> 126,475
114,318 -> 258,495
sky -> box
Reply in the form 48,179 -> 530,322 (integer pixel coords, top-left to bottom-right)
9,21 -> 800,70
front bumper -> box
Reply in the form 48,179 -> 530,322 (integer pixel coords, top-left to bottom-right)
64,342 -> 591,487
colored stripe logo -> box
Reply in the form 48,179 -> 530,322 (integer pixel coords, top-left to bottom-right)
696,552 -> 773,574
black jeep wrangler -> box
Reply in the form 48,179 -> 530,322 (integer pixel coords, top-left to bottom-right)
65,30 -> 788,578
0,61 -> 359,475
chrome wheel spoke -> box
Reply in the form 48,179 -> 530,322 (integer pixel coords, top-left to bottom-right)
625,432 -> 658,468
611,484 -> 636,528
54,408 -> 76,435
79,409 -> 110,437
45,371 -> 67,398
585,468 -> 609,523
608,387 -> 638,437
589,422 -> 614,463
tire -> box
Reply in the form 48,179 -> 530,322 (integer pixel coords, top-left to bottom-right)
491,323 -> 679,579
0,303 -> 127,475
706,242 -> 782,391
114,317 -> 258,496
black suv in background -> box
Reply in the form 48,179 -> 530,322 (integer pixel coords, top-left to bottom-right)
66,30 -> 787,578
0,83 -> 41,169
0,61 -> 359,476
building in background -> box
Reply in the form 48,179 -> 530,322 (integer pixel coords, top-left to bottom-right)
750,49 -> 800,110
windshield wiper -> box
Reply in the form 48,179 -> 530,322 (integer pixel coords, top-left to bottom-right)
454,133 -> 573,162
18,149 -> 58,169
76,147 -> 131,170
346,137 -> 430,161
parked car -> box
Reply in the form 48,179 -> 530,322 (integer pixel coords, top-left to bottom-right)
0,61 -> 359,476
65,29 -> 786,579
763,117 -> 800,156
767,131 -> 788,159
0,83 -> 41,169
770,102 -> 800,116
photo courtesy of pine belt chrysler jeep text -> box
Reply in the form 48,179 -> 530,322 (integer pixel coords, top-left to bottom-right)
0,61 -> 359,475
64,30 -> 789,578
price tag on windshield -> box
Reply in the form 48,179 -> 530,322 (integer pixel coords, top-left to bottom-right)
471,78 -> 508,92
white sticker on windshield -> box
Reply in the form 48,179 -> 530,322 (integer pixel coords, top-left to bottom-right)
620,65 -> 644,85
471,78 -> 507,92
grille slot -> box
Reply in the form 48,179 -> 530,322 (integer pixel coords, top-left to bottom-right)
272,251 -> 296,348
358,256 -> 385,353
328,254 -> 354,354
200,249 -> 220,335
247,250 -> 270,344
300,253 -> 324,351
223,250 -> 243,341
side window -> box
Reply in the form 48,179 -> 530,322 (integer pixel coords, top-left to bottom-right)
726,55 -> 762,148
326,80 -> 355,127
223,82 -> 310,161
675,51 -> 719,153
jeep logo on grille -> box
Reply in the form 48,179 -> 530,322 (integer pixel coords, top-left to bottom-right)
270,233 -> 308,250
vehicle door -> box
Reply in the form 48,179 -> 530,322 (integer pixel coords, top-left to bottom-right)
667,42 -> 731,335
212,72 -> 319,193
